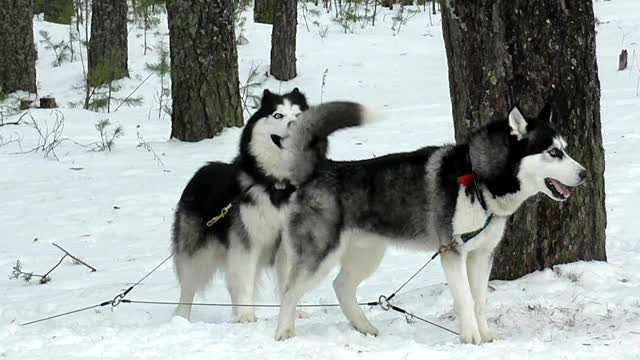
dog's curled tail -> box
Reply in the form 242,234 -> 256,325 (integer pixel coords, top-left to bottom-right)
283,101 -> 377,185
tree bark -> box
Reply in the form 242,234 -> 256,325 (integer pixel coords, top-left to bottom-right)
441,0 -> 606,280
88,0 -> 129,86
166,0 -> 243,141
0,0 -> 37,95
254,0 -> 274,24
34,0 -> 45,14
43,0 -> 74,24
270,0 -> 298,81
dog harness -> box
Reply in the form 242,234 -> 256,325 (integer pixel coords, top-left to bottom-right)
455,155 -> 494,244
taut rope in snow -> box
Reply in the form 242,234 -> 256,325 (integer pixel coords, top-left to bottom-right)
19,245 -> 459,336
22,195 -> 500,337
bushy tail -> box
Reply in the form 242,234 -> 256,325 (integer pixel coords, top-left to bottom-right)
283,101 -> 375,185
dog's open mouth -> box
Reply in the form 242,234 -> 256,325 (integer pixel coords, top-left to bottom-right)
545,178 -> 576,200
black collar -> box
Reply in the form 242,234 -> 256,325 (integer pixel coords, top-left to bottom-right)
267,180 -> 296,207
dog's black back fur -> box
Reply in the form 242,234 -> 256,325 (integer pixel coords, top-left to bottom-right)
174,162 -> 241,250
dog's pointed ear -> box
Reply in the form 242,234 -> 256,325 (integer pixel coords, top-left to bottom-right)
508,105 -> 528,140
291,87 -> 300,95
537,103 -> 552,123
261,89 -> 273,106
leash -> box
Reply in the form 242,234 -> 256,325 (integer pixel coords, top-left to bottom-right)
20,199 -> 236,327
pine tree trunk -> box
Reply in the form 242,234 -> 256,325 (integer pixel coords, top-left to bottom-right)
44,0 -> 74,24
34,0 -> 45,14
0,0 -> 37,95
441,0 -> 606,280
270,0 -> 297,81
166,0 -> 243,141
88,0 -> 129,86
254,0 -> 274,24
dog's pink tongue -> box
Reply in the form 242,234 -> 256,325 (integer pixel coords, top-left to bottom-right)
550,179 -> 571,198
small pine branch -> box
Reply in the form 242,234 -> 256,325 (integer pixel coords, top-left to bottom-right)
38,30 -> 74,67
136,125 -> 165,167
239,63 -> 267,117
320,68 -> 329,103
93,118 -> 124,152
10,260 -> 51,284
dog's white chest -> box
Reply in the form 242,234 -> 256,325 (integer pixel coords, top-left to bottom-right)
451,187 -> 508,251
452,187 -> 488,236
240,187 -> 286,245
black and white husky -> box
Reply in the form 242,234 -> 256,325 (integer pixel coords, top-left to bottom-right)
172,88 -> 308,323
274,102 -> 587,343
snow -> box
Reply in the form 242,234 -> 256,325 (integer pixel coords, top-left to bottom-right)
2,1 -> 640,358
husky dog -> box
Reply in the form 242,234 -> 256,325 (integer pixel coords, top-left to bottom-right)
275,102 -> 587,343
172,88 -> 308,323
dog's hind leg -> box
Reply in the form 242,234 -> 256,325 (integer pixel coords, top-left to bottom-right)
174,246 -> 219,320
172,211 -> 219,321
440,250 -> 481,344
467,249 -> 495,343
174,253 -> 197,320
333,239 -> 385,336
225,234 -> 260,323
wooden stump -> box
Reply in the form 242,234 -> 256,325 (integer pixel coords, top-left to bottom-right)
618,49 -> 628,71
19,99 -> 33,110
40,97 -> 58,108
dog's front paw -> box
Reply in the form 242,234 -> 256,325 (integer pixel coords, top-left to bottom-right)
479,328 -> 496,343
480,332 -> 496,343
353,321 -> 379,337
476,316 -> 495,343
237,312 -> 257,324
460,322 -> 482,345
275,327 -> 295,341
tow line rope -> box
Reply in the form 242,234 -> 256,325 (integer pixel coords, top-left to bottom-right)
21,180 -> 494,336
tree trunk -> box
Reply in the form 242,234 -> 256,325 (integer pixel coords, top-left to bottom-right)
254,0 -> 274,24
88,0 -> 129,87
270,0 -> 297,81
44,0 -> 74,24
441,0 -> 606,280
34,0 -> 45,14
166,0 -> 243,141
0,0 -> 37,95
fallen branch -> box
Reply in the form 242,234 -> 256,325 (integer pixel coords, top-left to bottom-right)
0,111 -> 28,127
9,243 -> 96,285
52,243 -> 96,272
10,260 -> 51,284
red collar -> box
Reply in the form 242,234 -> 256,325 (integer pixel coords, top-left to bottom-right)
457,174 -> 474,187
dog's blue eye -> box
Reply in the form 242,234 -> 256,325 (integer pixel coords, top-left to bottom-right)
548,148 -> 562,158
273,113 -> 284,119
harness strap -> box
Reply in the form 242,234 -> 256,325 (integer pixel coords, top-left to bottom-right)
458,213 -> 494,243
455,151 -> 493,244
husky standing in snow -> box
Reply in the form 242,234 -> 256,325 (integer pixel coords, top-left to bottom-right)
172,88 -> 308,323
274,101 -> 587,343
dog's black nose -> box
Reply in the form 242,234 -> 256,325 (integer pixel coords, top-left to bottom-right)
579,169 -> 588,181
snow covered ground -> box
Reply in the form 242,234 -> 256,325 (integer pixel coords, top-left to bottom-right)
2,2 -> 640,358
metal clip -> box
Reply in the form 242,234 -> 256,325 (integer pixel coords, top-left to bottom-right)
378,295 -> 391,311
111,293 -> 125,311
206,203 -> 232,227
